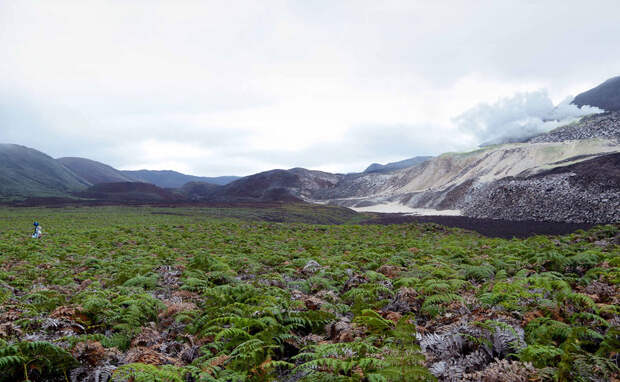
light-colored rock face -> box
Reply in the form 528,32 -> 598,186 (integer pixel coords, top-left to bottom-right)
315,139 -> 618,208
397,139 -> 619,194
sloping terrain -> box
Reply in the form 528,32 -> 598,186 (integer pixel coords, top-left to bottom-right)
57,157 -> 136,185
122,169 -> 239,188
573,75 -> 620,111
0,144 -> 90,200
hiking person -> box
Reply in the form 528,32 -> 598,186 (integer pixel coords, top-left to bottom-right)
32,221 -> 42,238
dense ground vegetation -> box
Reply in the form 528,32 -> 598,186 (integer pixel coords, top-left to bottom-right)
0,206 -> 617,381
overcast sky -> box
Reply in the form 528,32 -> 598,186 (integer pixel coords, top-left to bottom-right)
1,1 -> 619,176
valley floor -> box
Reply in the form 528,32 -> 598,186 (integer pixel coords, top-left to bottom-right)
0,206 -> 617,381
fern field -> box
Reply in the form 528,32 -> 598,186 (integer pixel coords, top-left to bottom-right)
0,206 -> 617,381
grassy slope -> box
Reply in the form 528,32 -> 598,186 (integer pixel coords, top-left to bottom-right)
0,206 -> 617,381
0,144 -> 90,200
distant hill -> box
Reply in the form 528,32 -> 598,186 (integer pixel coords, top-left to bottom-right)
205,168 -> 342,202
76,182 -> 182,202
57,157 -> 135,184
573,76 -> 620,111
364,156 -> 433,173
209,170 -> 305,202
0,144 -> 90,200
122,170 -> 239,188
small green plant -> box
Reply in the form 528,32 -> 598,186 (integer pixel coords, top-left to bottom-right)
0,340 -> 78,382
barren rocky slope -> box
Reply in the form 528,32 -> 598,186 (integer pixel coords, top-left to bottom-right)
318,140 -> 618,212
313,113 -> 620,223
464,153 -> 620,223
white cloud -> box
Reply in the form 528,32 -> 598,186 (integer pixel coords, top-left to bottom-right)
454,90 -> 604,145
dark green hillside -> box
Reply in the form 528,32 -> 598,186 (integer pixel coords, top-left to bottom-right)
57,157 -> 135,184
0,144 -> 90,200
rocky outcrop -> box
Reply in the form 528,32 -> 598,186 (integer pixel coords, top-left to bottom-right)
418,318 -> 526,381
